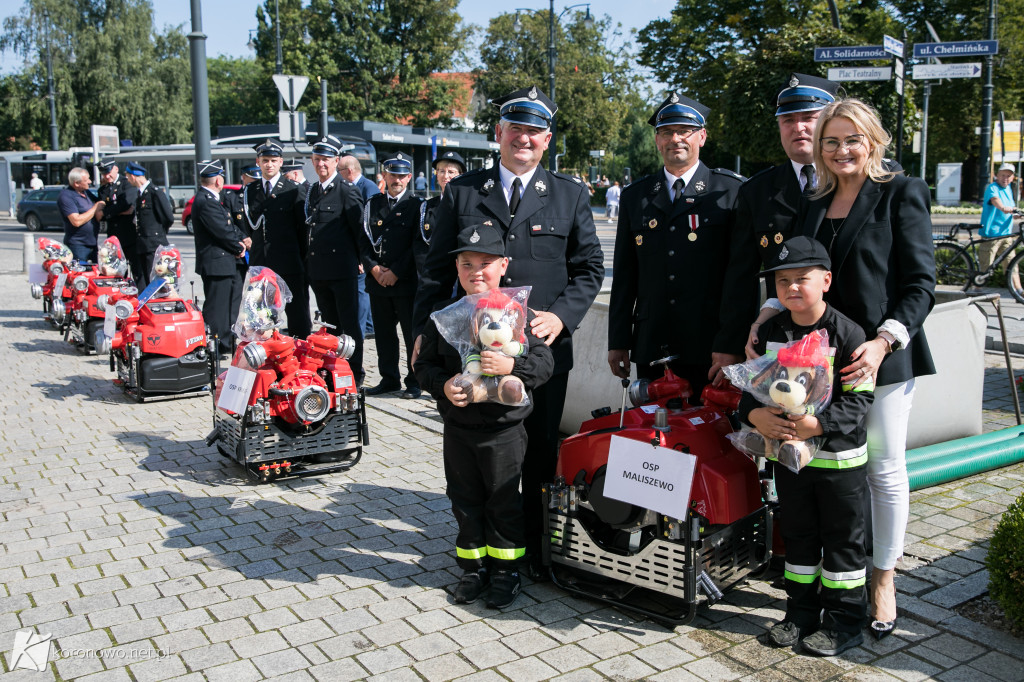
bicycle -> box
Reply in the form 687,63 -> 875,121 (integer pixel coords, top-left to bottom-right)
933,210 -> 1024,303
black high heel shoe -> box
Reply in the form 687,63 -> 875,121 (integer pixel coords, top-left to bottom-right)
870,618 -> 896,641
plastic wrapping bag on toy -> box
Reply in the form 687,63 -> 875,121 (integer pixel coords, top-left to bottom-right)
149,244 -> 184,298
97,236 -> 129,277
429,286 -> 532,406
232,266 -> 293,342
723,329 -> 834,473
37,238 -> 73,265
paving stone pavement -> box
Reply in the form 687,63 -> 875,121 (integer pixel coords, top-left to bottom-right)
2,261 -> 1024,680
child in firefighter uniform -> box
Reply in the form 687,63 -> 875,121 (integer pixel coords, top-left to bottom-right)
414,224 -> 553,609
737,237 -> 874,657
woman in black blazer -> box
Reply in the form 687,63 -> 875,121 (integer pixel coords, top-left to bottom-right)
798,98 -> 936,639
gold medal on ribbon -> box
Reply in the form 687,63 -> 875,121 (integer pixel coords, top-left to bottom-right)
688,232 -> 697,242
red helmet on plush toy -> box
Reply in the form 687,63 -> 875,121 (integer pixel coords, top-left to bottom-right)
97,236 -> 128,277
777,329 -> 829,369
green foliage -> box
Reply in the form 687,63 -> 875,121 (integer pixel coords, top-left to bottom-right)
207,56 -> 276,131
475,10 -> 636,172
248,0 -> 471,128
986,490 -> 1024,630
0,0 -> 192,148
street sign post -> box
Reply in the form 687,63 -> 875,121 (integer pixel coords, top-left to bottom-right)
884,34 -> 904,57
912,63 -> 983,79
814,45 -> 886,62
912,40 -> 998,58
827,66 -> 892,81
272,74 -> 310,111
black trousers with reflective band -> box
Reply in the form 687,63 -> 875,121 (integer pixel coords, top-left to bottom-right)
444,421 -> 527,571
775,463 -> 869,633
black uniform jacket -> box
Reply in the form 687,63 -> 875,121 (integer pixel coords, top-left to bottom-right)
135,183 -> 174,252
718,164 -> 803,355
243,177 -> 308,275
414,195 -> 440,276
221,187 -> 247,235
415,302 -> 554,429
97,175 -> 138,249
413,165 -> 605,373
358,191 -> 423,297
192,188 -> 247,277
305,177 -> 363,281
608,162 -> 744,369
796,174 -> 936,386
738,305 -> 873,455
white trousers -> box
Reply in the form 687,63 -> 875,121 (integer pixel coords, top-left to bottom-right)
866,379 -> 916,570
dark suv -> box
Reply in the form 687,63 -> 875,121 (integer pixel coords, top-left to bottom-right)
17,187 -> 98,232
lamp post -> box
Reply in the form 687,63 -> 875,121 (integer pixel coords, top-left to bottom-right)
512,2 -> 593,172
44,24 -> 59,151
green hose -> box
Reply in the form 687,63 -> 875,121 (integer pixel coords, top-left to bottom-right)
908,436 -> 1024,491
906,425 -> 1024,466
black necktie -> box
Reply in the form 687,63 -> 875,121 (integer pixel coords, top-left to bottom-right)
801,165 -> 816,195
673,178 -> 685,204
509,177 -> 522,216
264,180 -> 272,196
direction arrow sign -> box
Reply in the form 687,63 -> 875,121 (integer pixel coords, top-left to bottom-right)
912,63 -> 983,79
827,67 -> 893,82
884,34 -> 904,57
814,45 -> 887,62
271,74 -> 310,111
913,40 -> 998,58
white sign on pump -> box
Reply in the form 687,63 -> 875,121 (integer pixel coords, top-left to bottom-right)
602,435 -> 697,519
217,365 -> 257,414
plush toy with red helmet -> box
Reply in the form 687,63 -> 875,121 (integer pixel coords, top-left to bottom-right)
232,267 -> 292,342
150,245 -> 183,298
38,238 -> 73,265
97,236 -> 129,277
723,329 -> 834,472
429,286 -> 531,405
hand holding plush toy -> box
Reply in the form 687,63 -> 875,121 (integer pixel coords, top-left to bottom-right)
431,287 -> 532,406
150,245 -> 183,298
232,267 -> 292,342
724,329 -> 833,473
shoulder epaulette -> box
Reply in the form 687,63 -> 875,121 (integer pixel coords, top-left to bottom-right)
712,168 -> 746,182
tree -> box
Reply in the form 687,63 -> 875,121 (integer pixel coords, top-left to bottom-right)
0,0 -> 192,148
207,56 -> 276,131
475,10 -> 636,172
247,0 -> 472,128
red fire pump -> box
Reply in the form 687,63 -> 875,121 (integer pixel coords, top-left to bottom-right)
99,245 -> 212,401
30,238 -> 76,329
206,267 -> 368,482
66,237 -> 134,353
542,357 -> 772,625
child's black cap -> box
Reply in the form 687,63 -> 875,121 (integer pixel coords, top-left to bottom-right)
762,236 -> 831,274
449,224 -> 506,257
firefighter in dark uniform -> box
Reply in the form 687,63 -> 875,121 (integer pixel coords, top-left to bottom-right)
225,165 -> 261,236
242,139 -> 311,338
305,135 -> 366,385
192,160 -> 251,357
718,73 -> 841,357
416,150 -> 466,278
413,86 -> 605,579
95,159 -> 141,281
359,152 -> 423,398
608,93 -> 745,397
124,162 -> 174,288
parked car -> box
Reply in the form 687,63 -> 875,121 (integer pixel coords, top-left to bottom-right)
181,184 -> 242,235
17,187 -> 98,232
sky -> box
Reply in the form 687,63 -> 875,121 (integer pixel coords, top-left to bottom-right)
0,1 -> 677,74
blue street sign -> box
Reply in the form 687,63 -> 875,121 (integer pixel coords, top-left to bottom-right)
912,40 -> 999,58
814,46 -> 887,62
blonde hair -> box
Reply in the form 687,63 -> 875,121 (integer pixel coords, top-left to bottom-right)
812,98 -> 896,198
